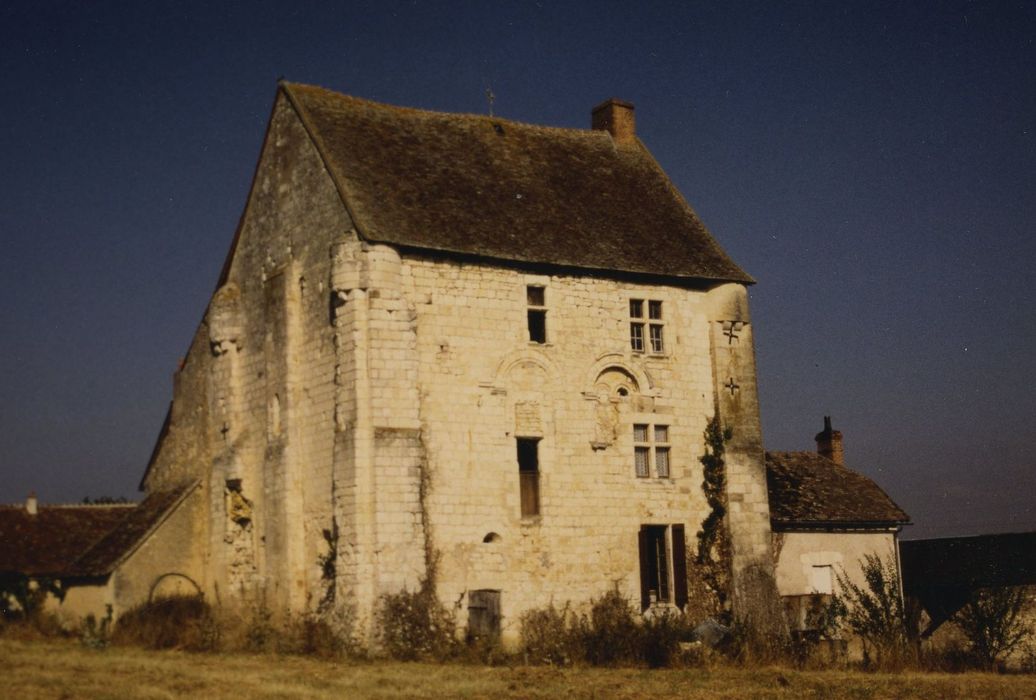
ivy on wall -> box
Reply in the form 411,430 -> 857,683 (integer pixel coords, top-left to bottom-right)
684,415 -> 733,622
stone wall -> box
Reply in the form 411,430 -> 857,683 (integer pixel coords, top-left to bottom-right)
399,256 -> 778,642
138,89 -> 781,644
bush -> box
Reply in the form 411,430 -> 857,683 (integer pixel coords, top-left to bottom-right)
111,595 -> 219,652
376,586 -> 458,661
641,608 -> 691,668
955,586 -> 1033,670
519,590 -> 697,668
579,589 -> 642,666
835,554 -> 913,670
519,602 -> 575,665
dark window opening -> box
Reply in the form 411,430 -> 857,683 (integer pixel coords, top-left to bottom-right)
638,524 -> 688,611
527,286 -> 547,343
517,438 -> 540,517
528,309 -> 546,343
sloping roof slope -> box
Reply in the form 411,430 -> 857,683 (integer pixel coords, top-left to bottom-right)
0,484 -> 194,578
765,451 -> 910,529
0,504 -> 133,576
71,486 -> 195,577
280,82 -> 752,284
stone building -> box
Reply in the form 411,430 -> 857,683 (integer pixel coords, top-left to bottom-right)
766,418 -> 910,637
9,83 -> 790,643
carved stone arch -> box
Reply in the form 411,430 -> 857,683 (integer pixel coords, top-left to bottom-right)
585,354 -> 654,398
491,348 -> 559,388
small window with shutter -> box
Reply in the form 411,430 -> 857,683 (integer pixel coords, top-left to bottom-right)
517,438 -> 540,517
637,524 -> 688,611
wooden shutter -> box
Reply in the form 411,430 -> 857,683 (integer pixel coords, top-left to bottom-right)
671,524 -> 688,610
638,526 -> 651,611
467,590 -> 502,641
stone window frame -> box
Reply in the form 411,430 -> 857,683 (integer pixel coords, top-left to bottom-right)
526,284 -> 548,344
633,422 -> 671,479
629,298 -> 665,354
637,523 -> 688,610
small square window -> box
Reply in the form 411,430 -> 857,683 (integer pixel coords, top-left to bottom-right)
527,286 -> 545,307
654,425 -> 668,443
633,424 -> 649,442
648,301 -> 662,320
630,299 -> 644,318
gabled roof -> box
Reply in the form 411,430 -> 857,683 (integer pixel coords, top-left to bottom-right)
279,82 -> 752,284
0,484 -> 195,578
765,451 -> 910,530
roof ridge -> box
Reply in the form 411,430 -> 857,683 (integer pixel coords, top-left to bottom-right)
280,81 -> 610,138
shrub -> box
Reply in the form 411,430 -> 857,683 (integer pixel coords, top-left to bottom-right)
641,608 -> 691,668
954,586 -> 1033,670
376,586 -> 458,661
519,602 -> 576,665
835,554 -> 912,669
111,595 -> 219,652
578,589 -> 642,666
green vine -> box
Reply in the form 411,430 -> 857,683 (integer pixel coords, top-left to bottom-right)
684,415 -> 733,620
697,415 -> 732,565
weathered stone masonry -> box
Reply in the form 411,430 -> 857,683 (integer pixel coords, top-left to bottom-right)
137,82 -> 785,644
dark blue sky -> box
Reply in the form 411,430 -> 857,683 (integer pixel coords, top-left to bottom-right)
1,1 -> 1033,538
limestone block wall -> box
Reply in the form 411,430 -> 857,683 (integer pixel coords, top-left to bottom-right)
704,283 -> 784,631
398,255 -> 764,641
209,91 -> 350,614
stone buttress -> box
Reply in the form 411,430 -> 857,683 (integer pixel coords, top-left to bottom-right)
330,240 -> 429,641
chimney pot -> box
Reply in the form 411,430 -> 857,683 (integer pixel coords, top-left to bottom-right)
592,98 -> 636,144
815,416 -> 844,465
26,491 -> 38,516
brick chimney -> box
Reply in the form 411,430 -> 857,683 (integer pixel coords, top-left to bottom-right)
592,98 -> 636,144
25,491 -> 38,516
815,416 -> 844,465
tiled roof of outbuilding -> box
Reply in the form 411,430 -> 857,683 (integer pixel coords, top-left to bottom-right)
279,82 -> 752,284
765,451 -> 909,529
0,484 -> 195,578
0,504 -> 133,577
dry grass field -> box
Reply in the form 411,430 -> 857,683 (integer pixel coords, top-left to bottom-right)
5,638 -> 1036,699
